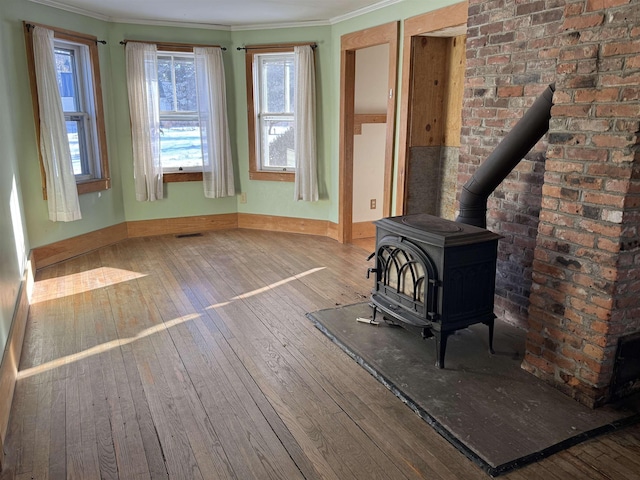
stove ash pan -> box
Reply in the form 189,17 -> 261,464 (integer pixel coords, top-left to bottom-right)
367,214 -> 502,368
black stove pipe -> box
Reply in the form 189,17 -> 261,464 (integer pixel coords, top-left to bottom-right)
455,83 -> 556,228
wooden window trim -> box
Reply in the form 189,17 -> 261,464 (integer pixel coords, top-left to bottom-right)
245,45 -> 299,182
24,22 -> 111,198
163,172 -> 203,183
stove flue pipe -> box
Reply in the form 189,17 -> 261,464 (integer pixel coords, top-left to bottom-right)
455,83 -> 555,228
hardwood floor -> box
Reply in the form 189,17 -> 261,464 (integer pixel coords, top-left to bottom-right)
2,229 -> 640,479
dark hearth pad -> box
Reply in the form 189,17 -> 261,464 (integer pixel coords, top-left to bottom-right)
306,303 -> 640,476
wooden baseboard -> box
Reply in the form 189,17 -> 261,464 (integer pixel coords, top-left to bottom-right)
32,213 -> 339,270
0,255 -> 33,467
238,213 -> 330,237
352,221 -> 376,239
32,222 -> 128,270
127,213 -> 238,238
327,221 -> 340,242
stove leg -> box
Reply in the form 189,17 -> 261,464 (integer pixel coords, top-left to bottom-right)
484,318 -> 495,354
434,331 -> 449,369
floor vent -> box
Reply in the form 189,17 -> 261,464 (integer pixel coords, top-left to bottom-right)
175,232 -> 203,238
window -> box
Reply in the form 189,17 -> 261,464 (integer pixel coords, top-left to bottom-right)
256,54 -> 295,171
126,43 -> 233,193
25,23 -> 110,196
55,42 -> 97,181
157,51 -> 202,173
246,47 -> 296,181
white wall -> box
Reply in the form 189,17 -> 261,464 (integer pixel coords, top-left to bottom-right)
352,44 -> 389,223
353,123 -> 387,222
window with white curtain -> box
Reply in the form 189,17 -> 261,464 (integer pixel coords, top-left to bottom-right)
254,52 -> 295,173
126,42 -> 235,198
245,44 -> 317,199
245,47 -> 297,182
157,51 -> 202,173
25,22 -> 110,197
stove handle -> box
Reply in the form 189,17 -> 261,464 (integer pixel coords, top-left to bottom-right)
366,268 -> 378,279
366,251 -> 375,261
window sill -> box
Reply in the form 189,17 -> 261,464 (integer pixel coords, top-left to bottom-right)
163,172 -> 203,183
249,171 -> 294,182
77,178 -> 111,195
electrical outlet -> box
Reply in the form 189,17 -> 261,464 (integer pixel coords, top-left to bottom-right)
370,199 -> 376,209
239,192 -> 247,204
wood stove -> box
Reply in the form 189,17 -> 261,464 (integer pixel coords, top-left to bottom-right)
368,213 -> 502,368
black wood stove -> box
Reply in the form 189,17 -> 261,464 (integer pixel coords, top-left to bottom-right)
367,213 -> 502,368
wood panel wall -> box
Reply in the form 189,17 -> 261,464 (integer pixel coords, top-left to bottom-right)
409,36 -> 449,148
443,35 -> 466,147
408,35 -> 466,148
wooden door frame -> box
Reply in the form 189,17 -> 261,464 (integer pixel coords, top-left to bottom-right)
338,22 -> 398,244
395,1 -> 469,215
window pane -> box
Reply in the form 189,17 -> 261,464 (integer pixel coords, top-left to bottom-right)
262,56 -> 294,114
55,48 -> 78,112
158,54 -> 197,113
65,117 -> 91,177
174,57 -> 197,111
158,56 -> 174,111
160,119 -> 202,169
66,120 -> 81,174
261,119 -> 294,169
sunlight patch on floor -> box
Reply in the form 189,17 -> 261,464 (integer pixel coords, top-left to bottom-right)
31,267 -> 148,303
19,267 -> 326,380
16,312 -> 201,380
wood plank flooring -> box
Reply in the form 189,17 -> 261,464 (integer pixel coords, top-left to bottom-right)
2,229 -> 640,479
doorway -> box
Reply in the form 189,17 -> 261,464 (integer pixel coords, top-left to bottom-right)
338,22 -> 398,244
395,2 -> 469,217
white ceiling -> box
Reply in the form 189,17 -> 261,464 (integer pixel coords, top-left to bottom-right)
28,0 -> 403,29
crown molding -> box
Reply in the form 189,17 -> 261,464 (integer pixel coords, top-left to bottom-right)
230,19 -> 330,32
27,0 -> 406,31
330,0 -> 404,25
113,17 -> 231,31
27,0 -> 111,21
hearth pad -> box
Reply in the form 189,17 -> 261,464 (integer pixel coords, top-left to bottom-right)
306,303 -> 640,476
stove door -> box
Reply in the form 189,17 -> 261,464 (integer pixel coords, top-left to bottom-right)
372,235 -> 439,326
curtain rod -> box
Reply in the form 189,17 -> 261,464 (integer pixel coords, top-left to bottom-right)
25,22 -> 107,44
120,39 -> 227,51
237,43 -> 317,51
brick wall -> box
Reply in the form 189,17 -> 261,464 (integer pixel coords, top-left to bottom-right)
462,0 -> 640,407
462,0 -> 560,328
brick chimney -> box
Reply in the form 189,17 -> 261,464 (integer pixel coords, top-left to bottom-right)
461,0 -> 640,407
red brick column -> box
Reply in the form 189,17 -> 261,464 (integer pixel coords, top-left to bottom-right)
462,0 -> 640,407
521,0 -> 640,407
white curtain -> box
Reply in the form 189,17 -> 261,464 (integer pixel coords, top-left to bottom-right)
32,26 -> 82,222
194,47 -> 235,198
125,42 -> 163,201
293,45 -> 318,202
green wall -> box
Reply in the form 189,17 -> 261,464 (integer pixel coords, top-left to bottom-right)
0,0 -> 459,367
230,26 -> 335,220
0,0 -> 30,356
107,23 -> 238,222
2,0 -> 125,249
3,0 -> 460,249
